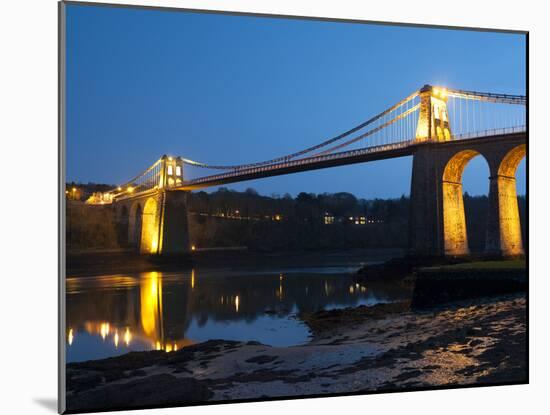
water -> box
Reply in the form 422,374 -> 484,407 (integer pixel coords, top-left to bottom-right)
66,264 -> 410,363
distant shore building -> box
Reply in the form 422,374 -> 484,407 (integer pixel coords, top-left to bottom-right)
323,212 -> 380,225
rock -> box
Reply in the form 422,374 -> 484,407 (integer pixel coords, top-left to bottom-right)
67,374 -> 213,412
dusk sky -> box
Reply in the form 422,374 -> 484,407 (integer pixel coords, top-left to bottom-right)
66,4 -> 526,198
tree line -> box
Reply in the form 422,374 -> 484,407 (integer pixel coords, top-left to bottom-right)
65,183 -> 526,253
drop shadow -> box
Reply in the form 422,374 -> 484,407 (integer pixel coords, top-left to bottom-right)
34,398 -> 57,413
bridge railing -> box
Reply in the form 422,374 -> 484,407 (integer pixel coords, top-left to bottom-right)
452,125 -> 526,141
183,140 -> 416,186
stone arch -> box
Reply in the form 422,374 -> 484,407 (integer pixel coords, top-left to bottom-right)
442,149 -> 489,256
499,144 -> 526,177
491,144 -> 526,256
116,205 -> 130,246
128,202 -> 143,250
140,197 -> 160,254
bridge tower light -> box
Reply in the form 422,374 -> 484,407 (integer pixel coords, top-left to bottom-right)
159,155 -> 184,188
415,84 -> 452,143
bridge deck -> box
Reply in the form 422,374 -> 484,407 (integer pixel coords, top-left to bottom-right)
174,131 -> 526,191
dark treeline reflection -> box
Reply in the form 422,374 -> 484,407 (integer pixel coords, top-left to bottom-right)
189,189 -> 526,253
66,270 -> 411,361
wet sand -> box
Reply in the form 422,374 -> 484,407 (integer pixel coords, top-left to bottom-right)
66,293 -> 526,412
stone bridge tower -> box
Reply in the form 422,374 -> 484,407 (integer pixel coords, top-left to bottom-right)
114,155 -> 191,256
408,85 -> 525,257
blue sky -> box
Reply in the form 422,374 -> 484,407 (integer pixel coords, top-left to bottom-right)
66,4 -> 526,198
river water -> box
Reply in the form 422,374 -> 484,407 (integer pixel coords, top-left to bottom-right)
66,257 -> 411,363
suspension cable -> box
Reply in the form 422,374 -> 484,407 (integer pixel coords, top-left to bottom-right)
181,89 -> 420,170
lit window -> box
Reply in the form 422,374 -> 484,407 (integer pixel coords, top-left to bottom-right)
175,166 -> 182,176
167,165 -> 173,176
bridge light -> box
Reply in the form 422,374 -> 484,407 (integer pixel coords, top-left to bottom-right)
117,187 -> 122,191
127,186 -> 134,193
124,327 -> 131,346
72,187 -> 76,192
100,322 -> 110,340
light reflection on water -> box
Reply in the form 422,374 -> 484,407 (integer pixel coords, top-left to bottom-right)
66,268 -> 410,363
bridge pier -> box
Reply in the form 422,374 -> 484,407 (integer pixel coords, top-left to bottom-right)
408,145 -> 444,257
114,189 -> 191,256
486,175 -> 524,257
158,190 -> 191,255
408,136 -> 525,258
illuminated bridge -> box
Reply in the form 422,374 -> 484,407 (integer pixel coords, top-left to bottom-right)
88,84 -> 526,258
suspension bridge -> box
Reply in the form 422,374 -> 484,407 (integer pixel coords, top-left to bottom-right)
87,84 -> 526,258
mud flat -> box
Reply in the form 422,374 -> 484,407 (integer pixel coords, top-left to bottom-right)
66,293 -> 526,412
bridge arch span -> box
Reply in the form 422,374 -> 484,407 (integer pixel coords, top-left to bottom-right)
116,205 -> 130,246
499,144 -> 526,177
128,202 -> 143,250
140,197 -> 161,254
442,149 -> 490,256
486,144 -> 526,256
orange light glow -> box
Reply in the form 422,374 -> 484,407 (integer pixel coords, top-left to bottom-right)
141,272 -> 162,338
124,327 -> 132,346
100,322 -> 110,340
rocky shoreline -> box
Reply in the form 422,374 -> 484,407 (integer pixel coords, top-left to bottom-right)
66,293 -> 527,412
